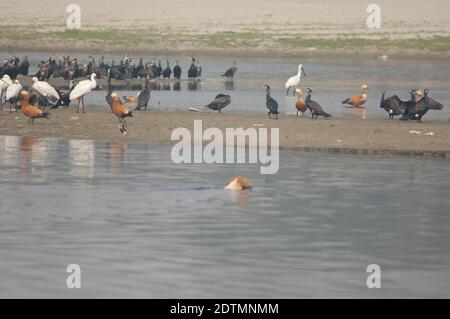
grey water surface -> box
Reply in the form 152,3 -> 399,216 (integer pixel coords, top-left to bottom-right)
0,135 -> 449,298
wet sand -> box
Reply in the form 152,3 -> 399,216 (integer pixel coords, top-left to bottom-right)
1,107 -> 449,158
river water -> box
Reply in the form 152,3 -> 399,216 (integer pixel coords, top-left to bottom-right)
0,135 -> 449,298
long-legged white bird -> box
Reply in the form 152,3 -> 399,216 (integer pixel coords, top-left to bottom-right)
0,74 -> 13,110
69,73 -> 97,113
285,64 -> 307,96
5,80 -> 22,112
32,77 -> 60,104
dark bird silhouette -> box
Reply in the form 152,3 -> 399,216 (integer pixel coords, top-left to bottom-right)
204,94 -> 231,113
380,90 -> 416,119
400,89 -> 430,123
221,60 -> 237,80
156,60 -> 163,77
173,60 -> 182,79
305,88 -> 331,119
188,57 -> 198,78
263,85 -> 279,119
162,60 -> 172,78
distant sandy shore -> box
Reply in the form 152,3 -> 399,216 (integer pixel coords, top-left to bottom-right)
1,107 -> 449,158
2,0 -> 450,59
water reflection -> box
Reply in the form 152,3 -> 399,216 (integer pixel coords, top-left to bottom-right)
224,80 -> 235,91
110,142 -> 128,175
69,139 -> 95,178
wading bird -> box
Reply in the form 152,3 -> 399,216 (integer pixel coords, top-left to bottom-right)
111,92 -> 133,134
221,61 -> 237,81
204,94 -> 231,113
5,79 -> 22,112
342,84 -> 369,107
305,88 -> 331,119
285,64 -> 307,96
31,77 -> 60,104
69,73 -> 97,113
19,90 -> 50,123
135,79 -> 151,111
295,88 -> 307,117
225,176 -> 252,190
263,85 -> 279,119
0,74 -> 13,110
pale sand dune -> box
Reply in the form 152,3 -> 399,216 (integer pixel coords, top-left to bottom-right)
3,0 -> 450,37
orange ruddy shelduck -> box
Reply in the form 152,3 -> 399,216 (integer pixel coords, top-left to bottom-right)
20,90 -> 50,123
224,176 -> 252,190
111,92 -> 133,135
295,88 -> 307,117
342,84 -> 369,107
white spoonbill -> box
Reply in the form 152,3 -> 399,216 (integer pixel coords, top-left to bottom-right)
5,80 -> 22,112
285,64 -> 307,96
32,77 -> 60,103
69,73 -> 97,113
0,74 -> 13,110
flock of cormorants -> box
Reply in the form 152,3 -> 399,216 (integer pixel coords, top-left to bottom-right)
0,53 -> 447,129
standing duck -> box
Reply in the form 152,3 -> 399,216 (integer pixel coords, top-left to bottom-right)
305,88 -> 331,119
204,94 -> 231,113
342,84 -> 369,107
262,85 -> 279,119
294,88 -> 307,117
111,92 -> 133,134
19,90 -> 50,123
285,64 -> 307,95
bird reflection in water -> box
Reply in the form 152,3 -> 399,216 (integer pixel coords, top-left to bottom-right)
224,80 -> 235,91
173,81 -> 181,91
69,139 -> 95,179
110,142 -> 128,175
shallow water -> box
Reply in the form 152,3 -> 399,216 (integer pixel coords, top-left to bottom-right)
4,52 -> 450,119
0,135 -> 449,298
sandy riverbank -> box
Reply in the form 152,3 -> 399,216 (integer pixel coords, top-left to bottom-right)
1,107 -> 449,158
2,0 -> 450,59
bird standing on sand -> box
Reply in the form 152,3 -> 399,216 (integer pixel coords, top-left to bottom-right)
221,61 -> 237,81
342,84 -> 369,107
295,88 -> 307,117
173,61 -> 182,80
31,77 -> 60,104
111,92 -> 133,134
204,94 -> 231,113
285,64 -> 307,96
19,90 -> 50,123
380,90 -> 416,119
225,176 -> 252,190
162,60 -> 172,79
400,89 -> 430,123
0,74 -> 13,110
263,85 -> 279,119
70,73 -> 97,113
5,79 -> 22,112
305,88 -> 331,119
135,79 -> 151,111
